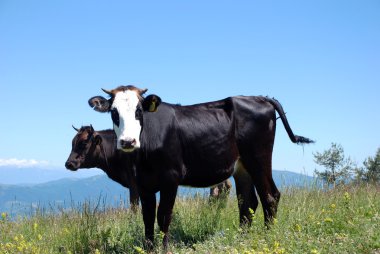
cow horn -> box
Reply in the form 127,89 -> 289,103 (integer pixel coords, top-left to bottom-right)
101,88 -> 113,96
140,88 -> 148,95
72,125 -> 79,132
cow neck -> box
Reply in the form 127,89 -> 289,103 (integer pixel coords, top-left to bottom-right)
100,141 -> 110,172
96,132 -> 114,173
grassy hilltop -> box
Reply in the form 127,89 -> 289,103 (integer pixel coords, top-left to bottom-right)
0,184 -> 379,254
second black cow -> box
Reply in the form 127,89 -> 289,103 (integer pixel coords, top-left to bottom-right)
65,125 -> 140,209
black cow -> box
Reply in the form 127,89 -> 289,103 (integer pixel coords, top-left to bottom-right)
65,125 -> 140,209
64,125 -> 230,209
88,86 -> 313,249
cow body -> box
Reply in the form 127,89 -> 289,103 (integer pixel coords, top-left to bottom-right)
88,86 -> 313,249
65,126 -> 139,209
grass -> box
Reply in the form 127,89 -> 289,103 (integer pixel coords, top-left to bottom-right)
0,184 -> 379,253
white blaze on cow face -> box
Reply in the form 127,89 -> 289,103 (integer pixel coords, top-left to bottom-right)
111,90 -> 141,152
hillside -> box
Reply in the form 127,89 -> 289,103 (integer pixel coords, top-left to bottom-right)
0,184 -> 378,253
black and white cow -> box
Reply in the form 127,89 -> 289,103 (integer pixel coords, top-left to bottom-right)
88,85 -> 313,249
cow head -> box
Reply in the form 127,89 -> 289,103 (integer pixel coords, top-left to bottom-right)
65,125 -> 102,170
88,86 -> 161,152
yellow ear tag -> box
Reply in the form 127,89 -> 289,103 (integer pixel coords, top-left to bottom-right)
149,101 -> 156,112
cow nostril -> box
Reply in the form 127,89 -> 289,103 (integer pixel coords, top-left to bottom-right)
120,139 -> 136,149
65,161 -> 76,170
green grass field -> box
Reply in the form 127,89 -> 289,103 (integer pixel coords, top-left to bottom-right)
1,184 -> 379,254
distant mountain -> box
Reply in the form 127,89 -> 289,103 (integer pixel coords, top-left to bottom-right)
0,170 -> 317,218
0,166 -> 104,185
0,175 -> 128,217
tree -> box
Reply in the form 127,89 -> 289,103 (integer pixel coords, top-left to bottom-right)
313,143 -> 354,186
355,148 -> 380,183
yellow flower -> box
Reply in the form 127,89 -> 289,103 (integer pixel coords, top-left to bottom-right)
310,249 -> 320,254
249,208 -> 255,219
294,223 -> 302,232
344,192 -> 351,201
63,227 -> 70,235
324,217 -> 333,223
33,222 -> 38,231
330,203 -> 336,209
133,246 -> 146,254
1,212 -> 7,220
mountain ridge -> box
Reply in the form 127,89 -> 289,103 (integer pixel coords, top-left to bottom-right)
0,169 -> 317,217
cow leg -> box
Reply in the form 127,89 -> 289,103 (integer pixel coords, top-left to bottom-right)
157,184 -> 178,251
129,182 -> 140,212
140,191 -> 156,249
233,161 -> 258,226
243,154 -> 280,225
209,179 -> 232,199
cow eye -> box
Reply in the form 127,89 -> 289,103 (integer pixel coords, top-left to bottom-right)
79,142 -> 88,150
135,106 -> 142,120
111,109 -> 120,127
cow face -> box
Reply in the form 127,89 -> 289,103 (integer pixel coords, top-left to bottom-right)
88,86 -> 148,152
65,125 -> 101,170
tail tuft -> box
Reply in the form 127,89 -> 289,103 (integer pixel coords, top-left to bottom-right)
294,135 -> 315,144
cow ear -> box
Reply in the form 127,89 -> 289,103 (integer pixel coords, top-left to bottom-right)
142,95 -> 162,112
88,96 -> 110,113
94,134 -> 102,145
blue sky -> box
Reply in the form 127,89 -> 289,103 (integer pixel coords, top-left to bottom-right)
0,0 -> 379,178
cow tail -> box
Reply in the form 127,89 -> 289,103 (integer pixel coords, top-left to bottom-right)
265,97 -> 315,144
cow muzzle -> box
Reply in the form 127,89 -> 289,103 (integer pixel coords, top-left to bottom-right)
119,138 -> 137,151
65,160 -> 79,171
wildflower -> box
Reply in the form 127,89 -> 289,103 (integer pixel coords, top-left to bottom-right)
273,241 -> 286,253
33,222 -> 38,232
133,246 -> 146,254
158,231 -> 165,240
1,212 -> 7,220
294,223 -> 302,232
324,217 -> 333,223
344,192 -> 351,201
5,242 -> 14,250
94,249 -> 101,254
63,227 -> 70,235
249,208 -> 255,220
310,249 -> 320,254
330,203 -> 336,209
